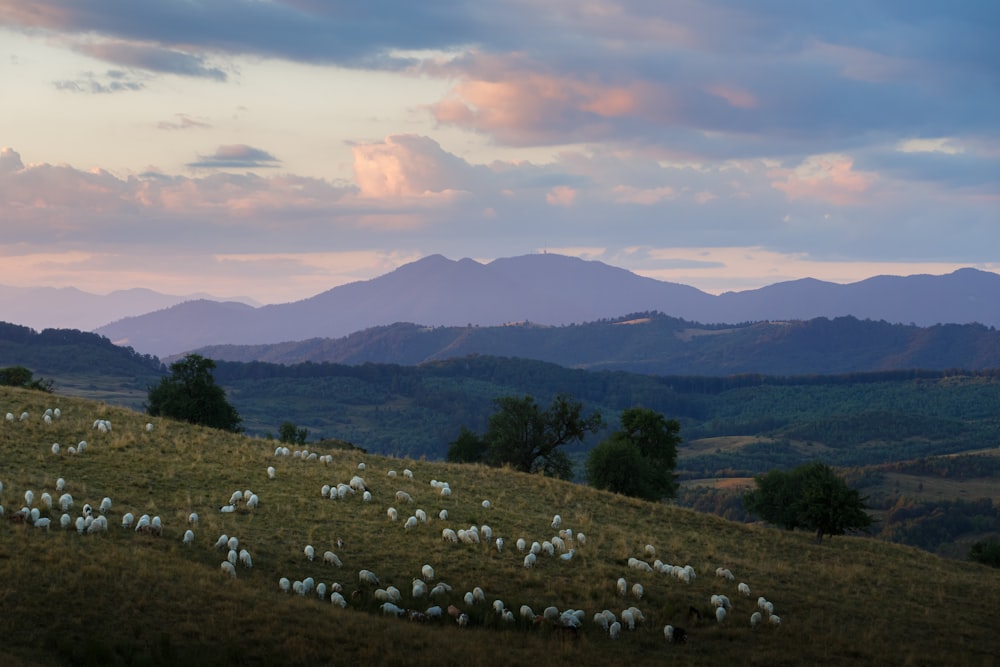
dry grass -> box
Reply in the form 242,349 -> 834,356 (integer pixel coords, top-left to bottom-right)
1,386 -> 998,666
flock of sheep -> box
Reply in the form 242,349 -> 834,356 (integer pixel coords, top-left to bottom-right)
2,401 -> 786,648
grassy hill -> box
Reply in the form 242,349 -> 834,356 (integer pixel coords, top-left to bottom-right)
1,386 -> 997,666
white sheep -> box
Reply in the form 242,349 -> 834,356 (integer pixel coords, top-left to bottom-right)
228,549 -> 238,565
616,578 -> 627,596
24,490 -> 33,507
516,538 -> 527,552
304,545 -> 315,561
412,579 -> 427,598
523,553 -> 536,568
279,577 -> 291,593
51,443 -> 60,455
769,614 -> 782,626
421,564 -> 435,581
738,582 -> 751,597
55,478 -> 65,492
473,586 -> 485,603
716,607 -> 727,623
441,528 -> 458,543
404,516 -> 418,530
145,422 -> 154,432
551,514 -> 562,529
330,592 -> 347,608
239,549 -> 253,568
316,582 -> 327,600
415,508 -> 427,523
481,499 -> 491,509
363,491 -> 372,503
644,544 -> 656,557
715,567 -> 735,581
621,609 -> 636,631
40,492 -> 52,509
609,621 -> 622,639
632,583 -> 644,600
183,529 -> 195,545
323,551 -> 343,567
267,466 -> 276,479
594,612 -> 610,632
221,561 -> 237,578
439,486 -> 451,497
60,513 -> 72,529
750,611 -> 762,628
34,517 -> 51,530
387,507 -> 398,522
99,497 -> 112,514
358,569 -> 379,586
395,490 -> 412,504
245,493 -> 259,509
497,537 -> 505,553
403,468 -> 413,478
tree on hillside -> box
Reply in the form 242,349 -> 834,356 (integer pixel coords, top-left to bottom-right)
147,354 -> 242,432
0,365 -> 53,393
279,421 -> 308,445
586,407 -> 681,501
744,462 -> 873,543
448,395 -> 602,479
968,539 -> 1000,568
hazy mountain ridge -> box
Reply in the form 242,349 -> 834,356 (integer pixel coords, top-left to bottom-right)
0,284 -> 260,332
69,254 -> 1000,358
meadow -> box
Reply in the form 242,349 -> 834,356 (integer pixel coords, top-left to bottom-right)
1,386 -> 997,666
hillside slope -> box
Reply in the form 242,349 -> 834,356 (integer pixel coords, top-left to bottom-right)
0,387 -> 997,666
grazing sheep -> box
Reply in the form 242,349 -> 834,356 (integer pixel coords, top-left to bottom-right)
323,551 -> 343,567
716,607 -> 727,623
99,497 -> 112,514
349,476 -> 367,492
463,591 -> 474,606
617,578 -> 628,596
40,492 -> 52,509
304,545 -> 315,561
183,529 -> 195,545
440,486 -> 451,497
441,528 -> 458,543
363,491 -> 372,503
438,509 -> 448,521
559,548 -> 575,561
229,490 -> 243,505
387,507 -> 398,522
214,534 -> 228,550
221,561 -> 237,578
412,579 -> 428,598
481,500 -> 491,509
716,567 -> 735,581
51,443 -> 60,455
316,583 -> 327,600
395,490 -> 413,504
523,553 -> 536,568
24,490 -> 34,507
594,612 -> 610,632
60,513 -> 72,529
228,549 -> 238,565
145,423 -> 154,432
421,564 -> 435,581
621,609 -> 636,631
551,514 -> 562,529
516,538 -> 527,552
279,577 -> 291,593
664,625 -> 687,643
473,586 -> 485,603
239,549 -> 253,568
75,516 -> 85,533
357,462 -> 366,471
403,469 -> 413,478
415,508 -> 427,523
497,537 -> 505,553
381,602 -> 405,617
404,516 -> 418,530
188,512 -> 198,525
609,621 -> 622,639
55,478 -> 65,492
358,569 -> 379,586
330,592 -> 347,608
750,611 -> 763,628
645,544 -> 656,557
769,615 -> 782,626
34,517 -> 51,530
267,466 -> 276,479
738,582 -> 751,597
632,583 -> 644,600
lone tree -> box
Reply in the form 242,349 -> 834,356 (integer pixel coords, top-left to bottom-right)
744,462 -> 873,543
0,366 -> 53,393
278,421 -> 309,446
147,354 -> 242,432
447,395 -> 602,480
586,407 -> 681,501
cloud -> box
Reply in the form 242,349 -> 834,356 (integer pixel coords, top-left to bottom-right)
72,40 -> 227,80
0,147 -> 24,172
770,154 -> 877,205
157,114 -> 212,131
351,134 -> 481,198
187,145 -> 281,169
53,69 -> 145,94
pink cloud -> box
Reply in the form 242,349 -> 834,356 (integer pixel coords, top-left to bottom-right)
770,154 -> 877,205
546,185 -> 577,206
612,185 -> 676,205
351,134 -> 474,198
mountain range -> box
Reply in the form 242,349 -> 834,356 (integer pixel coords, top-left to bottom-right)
0,284 -> 259,333
90,254 -> 1000,358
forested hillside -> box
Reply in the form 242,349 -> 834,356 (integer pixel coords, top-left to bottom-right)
190,313 -> 1000,374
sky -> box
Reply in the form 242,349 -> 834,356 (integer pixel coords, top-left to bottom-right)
1,1 -> 998,304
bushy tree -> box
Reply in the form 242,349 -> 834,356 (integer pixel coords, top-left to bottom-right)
586,407 -> 680,501
446,426 -> 487,463
147,354 -> 242,432
0,366 -> 53,393
744,462 -> 873,543
968,539 -> 1000,568
449,395 -> 602,480
279,421 -> 308,445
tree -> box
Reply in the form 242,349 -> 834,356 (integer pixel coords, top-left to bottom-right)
446,426 -> 487,463
147,354 -> 242,432
968,539 -> 1000,568
0,366 -> 53,393
453,395 -> 602,479
586,407 -> 681,501
279,421 -> 308,445
743,462 -> 873,543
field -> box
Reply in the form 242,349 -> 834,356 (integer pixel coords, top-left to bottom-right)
1,386 -> 998,666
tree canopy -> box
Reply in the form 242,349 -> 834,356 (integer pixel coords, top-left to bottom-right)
743,462 -> 873,542
447,394 -> 602,479
586,407 -> 681,501
0,365 -> 53,393
147,354 -> 242,432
